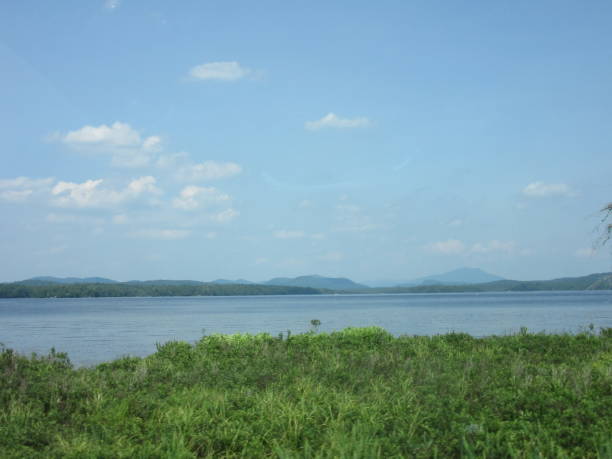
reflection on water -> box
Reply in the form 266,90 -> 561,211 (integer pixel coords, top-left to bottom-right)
1,291 -> 611,366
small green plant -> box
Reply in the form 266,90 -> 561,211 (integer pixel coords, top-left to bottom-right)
310,319 -> 321,332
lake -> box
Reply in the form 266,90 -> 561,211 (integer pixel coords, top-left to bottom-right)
1,290 -> 611,366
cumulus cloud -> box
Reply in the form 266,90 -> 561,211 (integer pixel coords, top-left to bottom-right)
51,176 -> 160,208
172,186 -> 230,211
522,182 -> 576,198
305,113 -> 371,130
188,61 -> 251,81
56,122 -> 161,167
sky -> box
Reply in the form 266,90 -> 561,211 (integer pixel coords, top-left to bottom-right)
1,0 -> 611,283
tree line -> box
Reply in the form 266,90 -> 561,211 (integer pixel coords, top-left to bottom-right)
0,283 -> 323,299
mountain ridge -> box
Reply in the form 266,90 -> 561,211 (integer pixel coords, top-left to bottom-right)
12,271 -> 612,293
397,267 -> 505,287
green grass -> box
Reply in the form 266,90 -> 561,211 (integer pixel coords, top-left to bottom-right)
1,327 -> 611,458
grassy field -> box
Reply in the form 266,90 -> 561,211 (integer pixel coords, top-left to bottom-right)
1,327 -> 611,458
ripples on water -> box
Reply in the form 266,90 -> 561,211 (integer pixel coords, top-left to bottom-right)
1,291 -> 611,366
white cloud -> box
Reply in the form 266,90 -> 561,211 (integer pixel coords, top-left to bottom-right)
104,0 -> 120,10
522,182 -> 576,198
0,176 -> 54,202
210,208 -> 239,223
126,176 -> 159,194
156,152 -> 190,168
57,122 -> 161,167
318,251 -> 344,262
62,122 -> 139,146
333,203 -> 379,233
46,213 -> 105,225
0,189 -> 33,202
174,161 -> 242,182
575,247 -> 597,258
0,177 -> 54,189
112,214 -> 128,225
172,186 -> 230,211
299,199 -> 313,209
425,239 -> 466,255
305,113 -> 371,130
142,136 -> 162,152
274,230 -> 306,239
425,239 -> 526,256
51,176 -> 160,208
188,61 -> 251,81
131,229 -> 191,240
470,240 -> 516,254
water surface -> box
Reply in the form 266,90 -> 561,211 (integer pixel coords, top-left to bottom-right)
1,291 -> 611,366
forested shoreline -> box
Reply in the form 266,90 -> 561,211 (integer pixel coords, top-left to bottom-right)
2,273 -> 612,298
0,283 -> 323,298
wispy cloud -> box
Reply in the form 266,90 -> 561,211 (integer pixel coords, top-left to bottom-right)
0,176 -> 54,202
273,230 -> 306,239
575,247 -> 597,258
0,189 -> 33,202
0,177 -> 54,189
173,160 -> 242,182
333,203 -> 379,233
470,240 -> 516,254
305,113 -> 371,130
424,239 -> 466,255
54,122 -> 161,167
188,61 -> 251,81
425,239 -> 525,256
130,229 -> 191,240
210,208 -> 239,223
318,251 -> 344,262
522,181 -> 576,198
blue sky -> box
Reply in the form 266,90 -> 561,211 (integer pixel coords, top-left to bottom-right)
1,0 -> 611,283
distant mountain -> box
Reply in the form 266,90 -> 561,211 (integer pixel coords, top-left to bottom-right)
368,272 -> 612,294
19,276 -> 118,285
398,268 -> 505,287
586,273 -> 612,290
125,280 -> 206,286
265,275 -> 367,290
210,279 -> 254,285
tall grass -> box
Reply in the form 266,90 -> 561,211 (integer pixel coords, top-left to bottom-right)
1,327 -> 611,457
